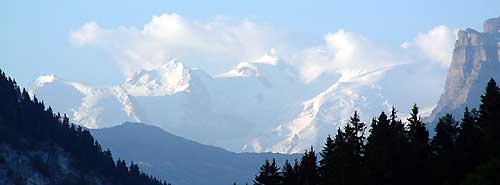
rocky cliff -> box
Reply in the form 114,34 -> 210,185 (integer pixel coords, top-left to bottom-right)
428,17 -> 500,124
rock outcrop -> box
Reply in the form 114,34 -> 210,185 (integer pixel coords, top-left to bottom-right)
428,17 -> 500,124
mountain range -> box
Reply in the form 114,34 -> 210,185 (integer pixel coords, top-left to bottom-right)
30,17 -> 500,153
30,48 -> 444,153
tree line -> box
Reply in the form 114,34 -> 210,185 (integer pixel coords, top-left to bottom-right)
0,69 -> 170,185
252,79 -> 500,185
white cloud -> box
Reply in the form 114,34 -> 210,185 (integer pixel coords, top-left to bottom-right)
69,14 -> 282,77
69,14 -> 455,85
400,42 -> 410,49
69,22 -> 102,46
414,25 -> 456,67
291,30 -> 409,83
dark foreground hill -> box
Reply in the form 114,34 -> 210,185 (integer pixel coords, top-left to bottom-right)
91,122 -> 300,185
0,69 -> 168,185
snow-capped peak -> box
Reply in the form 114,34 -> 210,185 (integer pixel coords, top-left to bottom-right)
33,74 -> 57,86
29,74 -> 58,96
122,59 -> 192,96
217,49 -> 284,78
253,49 -> 279,65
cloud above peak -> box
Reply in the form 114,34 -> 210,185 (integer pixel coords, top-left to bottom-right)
69,22 -> 102,46
69,13 -> 282,77
69,13 -> 456,86
404,25 -> 457,67
293,30 -> 410,83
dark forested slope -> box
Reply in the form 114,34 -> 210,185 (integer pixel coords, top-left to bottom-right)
0,69 -> 169,185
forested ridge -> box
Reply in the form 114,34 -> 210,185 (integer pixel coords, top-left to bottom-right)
252,79 -> 500,185
0,69 -> 169,185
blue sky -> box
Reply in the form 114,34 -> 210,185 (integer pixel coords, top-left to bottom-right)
2,0 -> 499,86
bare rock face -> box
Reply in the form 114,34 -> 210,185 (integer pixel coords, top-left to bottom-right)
428,17 -> 500,124
484,16 -> 500,33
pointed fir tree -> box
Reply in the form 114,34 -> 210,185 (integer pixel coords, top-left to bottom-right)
431,114 -> 457,158
281,159 -> 298,185
406,104 -> 431,185
365,112 -> 392,185
342,111 -> 368,185
330,129 -> 348,185
388,107 -> 409,185
454,107 -> 481,183
344,111 -> 366,159
478,78 -> 500,161
319,135 -> 335,185
299,147 -> 319,185
430,113 -> 458,185
254,159 -> 281,185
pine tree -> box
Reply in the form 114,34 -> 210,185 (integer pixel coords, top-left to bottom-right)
129,161 -> 140,176
319,135 -> 335,185
388,107 -> 408,185
343,111 -> 367,185
322,111 -> 368,185
478,78 -> 500,161
406,104 -> 431,185
344,111 -> 366,160
299,147 -> 319,185
330,129 -> 348,185
430,113 -> 458,185
365,112 -> 392,185
455,107 -> 481,183
254,159 -> 281,185
281,160 -> 298,185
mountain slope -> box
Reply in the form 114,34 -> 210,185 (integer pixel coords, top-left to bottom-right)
0,70 -> 167,185
31,49 -> 441,153
90,122 -> 299,185
248,66 -> 394,153
428,17 -> 500,123
29,74 -> 142,128
30,53 -> 333,152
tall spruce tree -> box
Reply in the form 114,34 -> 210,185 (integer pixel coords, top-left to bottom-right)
431,114 -> 458,185
343,111 -> 367,185
478,78 -> 500,161
254,159 -> 281,185
324,112 -> 368,185
319,135 -> 335,185
329,129 -> 348,185
366,112 -> 392,185
299,147 -> 319,185
281,160 -> 298,185
406,104 -> 431,185
388,107 -> 408,185
455,107 -> 481,183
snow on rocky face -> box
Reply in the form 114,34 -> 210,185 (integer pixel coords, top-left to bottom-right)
29,75 -> 141,128
30,53 -> 417,153
122,59 -> 193,96
246,67 -> 393,153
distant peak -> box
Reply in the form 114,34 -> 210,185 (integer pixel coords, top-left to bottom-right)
162,58 -> 186,68
252,49 -> 279,65
35,74 -> 57,84
216,49 -> 282,78
122,59 -> 192,96
29,74 -> 58,95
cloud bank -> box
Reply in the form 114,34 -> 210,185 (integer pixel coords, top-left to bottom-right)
413,25 -> 457,67
69,13 -> 456,83
70,14 -> 282,76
